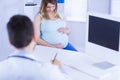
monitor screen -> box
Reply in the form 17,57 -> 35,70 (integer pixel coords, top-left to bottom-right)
88,15 -> 120,51
86,12 -> 120,64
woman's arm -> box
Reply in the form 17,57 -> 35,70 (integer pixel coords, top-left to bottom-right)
34,14 -> 64,48
34,14 -> 53,47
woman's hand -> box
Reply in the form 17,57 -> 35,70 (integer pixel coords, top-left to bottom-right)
57,27 -> 70,35
57,27 -> 65,33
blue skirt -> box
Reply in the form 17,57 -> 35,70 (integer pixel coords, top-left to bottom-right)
63,43 -> 78,51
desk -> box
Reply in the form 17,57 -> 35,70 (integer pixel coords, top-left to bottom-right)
34,45 -> 120,80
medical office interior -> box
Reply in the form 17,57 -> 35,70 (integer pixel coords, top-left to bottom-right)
0,0 -> 120,80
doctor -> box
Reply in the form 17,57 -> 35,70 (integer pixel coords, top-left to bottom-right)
0,15 -> 72,80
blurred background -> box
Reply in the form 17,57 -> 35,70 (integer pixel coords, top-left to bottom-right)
0,0 -> 120,61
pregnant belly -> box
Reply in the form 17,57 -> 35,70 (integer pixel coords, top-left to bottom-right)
42,32 -> 68,47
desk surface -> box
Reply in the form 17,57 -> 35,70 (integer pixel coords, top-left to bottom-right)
34,45 -> 120,80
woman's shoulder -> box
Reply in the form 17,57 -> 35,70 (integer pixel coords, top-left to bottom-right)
35,13 -> 42,18
34,13 -> 42,21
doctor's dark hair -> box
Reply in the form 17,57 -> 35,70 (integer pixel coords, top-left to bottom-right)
7,15 -> 34,48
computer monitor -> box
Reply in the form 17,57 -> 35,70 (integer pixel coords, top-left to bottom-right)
86,12 -> 120,64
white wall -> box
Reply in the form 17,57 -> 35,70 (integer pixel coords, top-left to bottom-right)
0,0 -> 24,61
88,0 -> 110,14
64,0 -> 87,21
68,21 -> 86,52
111,0 -> 120,17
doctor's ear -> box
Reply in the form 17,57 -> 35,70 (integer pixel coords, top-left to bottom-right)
9,40 -> 12,45
9,40 -> 16,49
33,33 -> 37,42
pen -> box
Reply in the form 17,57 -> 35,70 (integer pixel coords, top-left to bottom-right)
53,53 -> 58,62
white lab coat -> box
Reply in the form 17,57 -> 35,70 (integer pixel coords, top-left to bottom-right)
0,50 -> 72,80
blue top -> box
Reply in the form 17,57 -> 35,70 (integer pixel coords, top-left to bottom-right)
40,18 -> 68,47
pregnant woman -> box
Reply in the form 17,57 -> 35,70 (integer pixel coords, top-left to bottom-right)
34,0 -> 77,51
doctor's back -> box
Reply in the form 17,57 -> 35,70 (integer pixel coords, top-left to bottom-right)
0,55 -> 68,80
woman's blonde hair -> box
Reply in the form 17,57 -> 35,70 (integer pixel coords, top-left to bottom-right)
39,0 -> 60,19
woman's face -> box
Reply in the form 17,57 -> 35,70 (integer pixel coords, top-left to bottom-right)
46,3 -> 56,14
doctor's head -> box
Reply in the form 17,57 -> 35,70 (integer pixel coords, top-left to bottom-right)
7,15 -> 35,49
